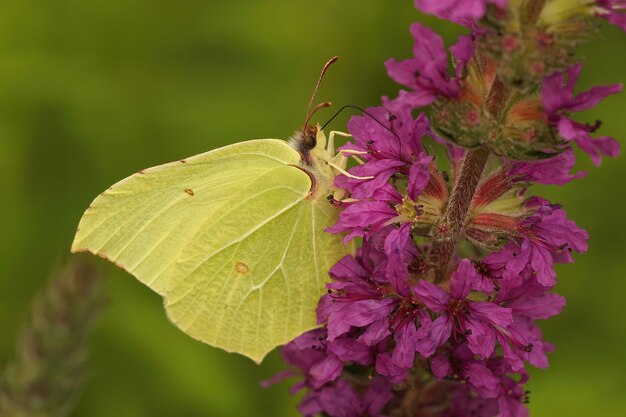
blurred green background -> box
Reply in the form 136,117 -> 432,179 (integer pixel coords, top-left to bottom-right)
1,1 -> 625,416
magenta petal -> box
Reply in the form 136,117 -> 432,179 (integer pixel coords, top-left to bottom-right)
498,395 -> 529,417
338,159 -> 405,199
569,83 -> 623,112
359,318 -> 392,346
329,254 -> 369,282
385,57 -> 422,90
509,149 -> 586,185
409,23 -> 448,69
326,298 -> 397,341
364,376 -> 394,416
469,301 -> 513,327
414,281 -> 450,312
466,362 -> 499,398
557,117 -> 621,166
431,352 -> 453,379
509,293 -> 566,320
328,338 -> 373,365
415,315 -> 452,357
465,319 -> 496,358
328,200 -> 396,241
391,321 -> 418,369
308,354 -> 343,388
298,379 -> 363,417
449,259 -> 478,300
407,153 -> 433,200
384,223 -> 411,295
383,90 -> 436,112
376,352 -> 408,384
450,35 -> 474,78
260,369 -> 298,388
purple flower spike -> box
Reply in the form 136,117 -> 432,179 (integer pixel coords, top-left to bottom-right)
271,4 -> 618,415
542,64 -> 623,165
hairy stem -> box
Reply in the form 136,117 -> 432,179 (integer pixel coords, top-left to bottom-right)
431,147 -> 490,280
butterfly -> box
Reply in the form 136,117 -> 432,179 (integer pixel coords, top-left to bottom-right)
71,57 -> 366,363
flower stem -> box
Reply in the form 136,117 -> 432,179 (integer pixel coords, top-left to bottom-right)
431,147 -> 490,280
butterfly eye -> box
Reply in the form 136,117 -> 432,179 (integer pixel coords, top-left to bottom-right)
302,133 -> 317,150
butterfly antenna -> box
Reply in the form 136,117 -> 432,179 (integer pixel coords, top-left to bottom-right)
303,56 -> 339,131
321,105 -> 403,159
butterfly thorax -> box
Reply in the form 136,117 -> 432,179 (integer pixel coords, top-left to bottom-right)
288,124 -> 338,199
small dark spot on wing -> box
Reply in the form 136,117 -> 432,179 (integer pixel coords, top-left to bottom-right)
184,188 -> 195,196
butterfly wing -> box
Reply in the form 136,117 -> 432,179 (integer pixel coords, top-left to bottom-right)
72,139 -> 348,362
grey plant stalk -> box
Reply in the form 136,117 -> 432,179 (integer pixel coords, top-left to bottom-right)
0,259 -> 106,417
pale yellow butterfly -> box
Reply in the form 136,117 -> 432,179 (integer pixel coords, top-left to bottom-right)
71,57 -> 368,363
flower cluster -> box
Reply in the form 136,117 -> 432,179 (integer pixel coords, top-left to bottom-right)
270,1 -> 622,416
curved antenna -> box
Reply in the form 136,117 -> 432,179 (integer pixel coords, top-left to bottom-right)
321,105 -> 403,159
303,56 -> 339,131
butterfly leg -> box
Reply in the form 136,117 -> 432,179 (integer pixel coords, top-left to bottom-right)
338,149 -> 368,165
327,131 -> 352,157
328,161 -> 374,180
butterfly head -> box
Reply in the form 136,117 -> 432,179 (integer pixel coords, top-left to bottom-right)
289,123 -> 328,163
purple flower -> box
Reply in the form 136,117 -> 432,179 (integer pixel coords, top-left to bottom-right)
509,197 -> 589,287
596,1 -> 626,32
279,329 -> 342,390
493,274 -> 565,370
336,159 -> 406,199
299,377 -> 391,417
329,109 -> 435,243
414,0 -> 507,25
542,64 -> 623,165
342,106 -> 428,162
488,359 -> 531,417
431,343 -> 500,398
445,385 -> 500,417
317,237 -> 422,373
507,149 -> 586,185
327,189 -> 401,243
414,260 -> 513,358
298,379 -> 363,417
384,23 -> 474,110
298,376 -> 394,417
